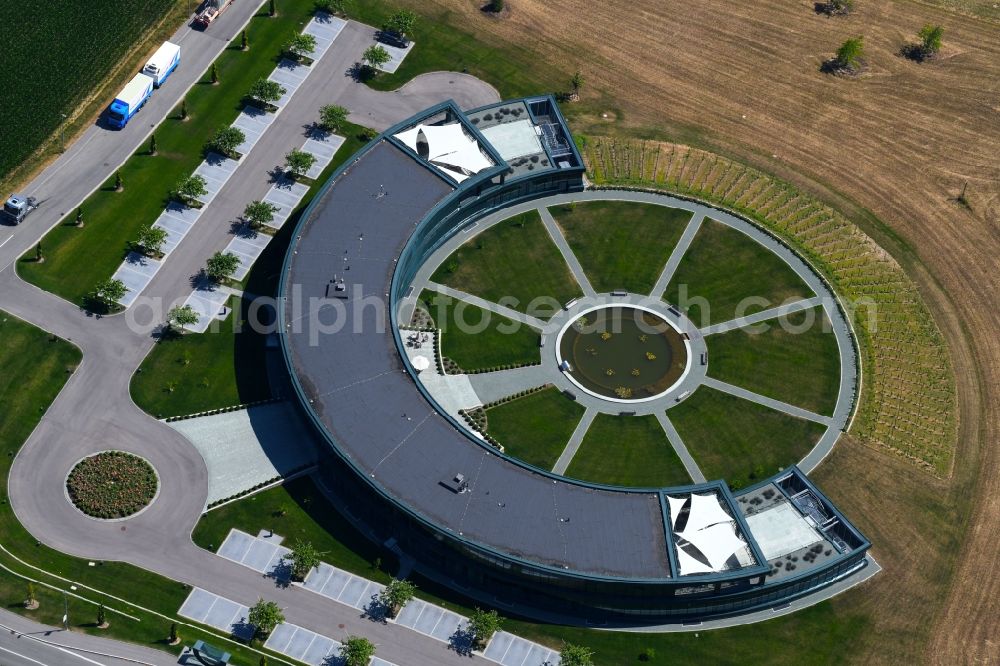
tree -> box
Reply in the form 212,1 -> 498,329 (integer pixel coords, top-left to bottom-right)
166,305 -> 199,331
269,0 -> 276,16
114,170 -> 124,191
488,0 -> 505,12
383,10 -> 416,40
339,636 -> 375,666
34,242 -> 43,263
570,71 -> 584,98
243,200 -> 279,229
378,578 -> 416,617
180,98 -> 188,120
315,0 -> 346,15
247,598 -> 283,639
134,225 -> 168,256
168,622 -> 179,645
149,133 -> 158,155
283,540 -> 323,580
834,35 -> 865,71
285,148 -> 317,178
76,206 -> 84,227
826,0 -> 853,14
918,24 -> 944,57
209,126 -> 246,158
362,44 -> 391,73
248,78 -> 286,109
211,62 -> 218,84
319,104 -> 348,133
97,603 -> 107,628
285,33 -> 317,60
467,608 -> 502,649
206,251 -> 241,282
174,175 -> 208,205
93,278 -> 127,309
560,644 -> 595,666
241,29 -> 249,50
24,582 -> 38,609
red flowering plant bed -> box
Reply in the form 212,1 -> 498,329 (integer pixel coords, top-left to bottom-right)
66,451 -> 158,519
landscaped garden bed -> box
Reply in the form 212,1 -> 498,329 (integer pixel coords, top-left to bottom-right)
66,451 -> 158,519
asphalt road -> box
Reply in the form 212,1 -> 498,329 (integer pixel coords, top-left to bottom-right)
0,609 -> 174,666
0,3 -> 500,665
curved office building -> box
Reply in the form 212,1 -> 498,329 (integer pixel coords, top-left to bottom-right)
278,96 -> 872,622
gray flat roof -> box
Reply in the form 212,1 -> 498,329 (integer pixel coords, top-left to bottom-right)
283,141 -> 671,578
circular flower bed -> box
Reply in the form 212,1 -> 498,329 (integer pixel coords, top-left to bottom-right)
66,451 -> 158,519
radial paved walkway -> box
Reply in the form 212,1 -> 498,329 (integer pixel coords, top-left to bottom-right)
407,190 -> 856,480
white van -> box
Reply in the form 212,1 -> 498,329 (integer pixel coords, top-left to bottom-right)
143,42 -> 181,87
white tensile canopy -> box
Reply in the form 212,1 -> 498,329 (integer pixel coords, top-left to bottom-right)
678,522 -> 747,571
685,493 -> 735,533
667,492 -> 749,575
666,494 -> 689,529
675,546 -> 715,575
393,123 -> 494,181
411,355 -> 430,372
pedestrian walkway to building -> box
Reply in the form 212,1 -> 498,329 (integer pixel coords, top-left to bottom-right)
214,530 -> 562,665
169,402 -> 319,505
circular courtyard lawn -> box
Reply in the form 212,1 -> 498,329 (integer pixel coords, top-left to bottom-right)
66,451 -> 158,519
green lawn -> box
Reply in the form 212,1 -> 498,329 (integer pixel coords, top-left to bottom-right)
18,0 -> 320,306
668,386 -> 827,488
706,306 -> 841,416
485,387 -> 585,470
196,473 -> 871,663
0,311 -> 289,665
419,289 -> 540,371
431,211 -> 582,319
549,201 -> 691,294
565,413 -> 691,488
130,297 -> 270,419
664,218 -> 814,326
346,3 -> 567,100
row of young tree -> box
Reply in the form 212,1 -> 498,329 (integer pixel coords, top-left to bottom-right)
826,21 -> 945,75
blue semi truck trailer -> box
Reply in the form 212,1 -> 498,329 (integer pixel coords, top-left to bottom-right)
107,73 -> 155,129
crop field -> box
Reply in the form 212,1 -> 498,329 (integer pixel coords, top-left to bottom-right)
0,0 -> 186,187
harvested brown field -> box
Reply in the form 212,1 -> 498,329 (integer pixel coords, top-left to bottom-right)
382,0 -> 999,661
